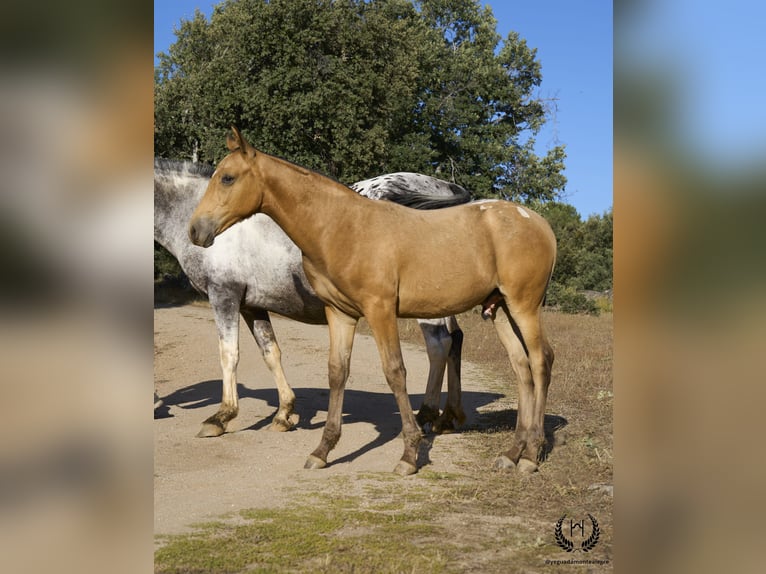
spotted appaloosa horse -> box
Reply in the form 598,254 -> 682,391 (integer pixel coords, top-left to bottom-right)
189,128 -> 556,476
155,159 -> 470,437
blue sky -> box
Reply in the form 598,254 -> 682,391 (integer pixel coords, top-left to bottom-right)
155,1 -> 613,219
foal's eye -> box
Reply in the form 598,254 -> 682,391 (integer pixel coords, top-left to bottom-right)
221,174 -> 235,186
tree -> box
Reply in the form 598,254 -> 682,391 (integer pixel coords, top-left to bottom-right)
154,0 -> 566,202
573,210 -> 613,291
538,201 -> 582,287
537,203 -> 612,313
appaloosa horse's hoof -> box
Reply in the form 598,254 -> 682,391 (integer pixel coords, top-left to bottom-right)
517,458 -> 539,474
492,455 -> 517,471
432,419 -> 456,435
304,455 -> 327,470
416,405 -> 440,427
196,423 -> 225,438
393,461 -> 418,476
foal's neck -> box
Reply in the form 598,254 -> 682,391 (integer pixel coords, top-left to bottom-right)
258,154 -> 363,257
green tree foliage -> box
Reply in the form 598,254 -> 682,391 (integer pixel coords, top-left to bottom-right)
539,202 -> 613,313
154,0 -> 612,311
574,210 -> 613,291
154,0 -> 566,201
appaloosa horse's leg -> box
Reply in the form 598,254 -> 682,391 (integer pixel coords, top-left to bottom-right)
438,318 -> 466,433
197,289 -> 242,438
417,319 -> 467,434
241,308 -> 295,431
491,304 -> 553,473
305,307 -> 357,470
416,321 -> 451,427
416,318 -> 466,434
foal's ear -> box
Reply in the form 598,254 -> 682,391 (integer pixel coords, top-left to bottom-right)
227,126 -> 256,157
226,128 -> 241,152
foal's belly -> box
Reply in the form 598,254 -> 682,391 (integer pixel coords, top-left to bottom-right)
396,271 -> 496,318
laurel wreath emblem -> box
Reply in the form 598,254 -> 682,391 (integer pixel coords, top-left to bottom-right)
581,514 -> 600,552
554,516 -> 574,552
554,514 -> 600,552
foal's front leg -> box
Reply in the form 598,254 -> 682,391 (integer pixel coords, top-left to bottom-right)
367,306 -> 422,476
304,306 -> 357,469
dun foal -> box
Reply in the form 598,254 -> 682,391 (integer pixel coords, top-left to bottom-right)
190,128 -> 556,475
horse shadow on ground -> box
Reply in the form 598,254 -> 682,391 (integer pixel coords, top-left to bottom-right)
464,408 -> 568,461
156,380 -> 568,467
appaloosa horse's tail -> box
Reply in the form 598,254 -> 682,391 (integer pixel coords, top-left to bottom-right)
379,188 -> 472,210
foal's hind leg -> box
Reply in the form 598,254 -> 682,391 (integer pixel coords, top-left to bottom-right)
491,305 -> 552,473
241,309 -> 295,431
519,311 -> 554,460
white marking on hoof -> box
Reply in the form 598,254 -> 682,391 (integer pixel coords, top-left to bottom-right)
304,455 -> 327,470
492,455 -> 516,471
393,461 -> 418,476
516,206 -> 530,218
517,458 -> 539,474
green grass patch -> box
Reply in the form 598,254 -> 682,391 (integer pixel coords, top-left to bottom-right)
155,501 -> 451,574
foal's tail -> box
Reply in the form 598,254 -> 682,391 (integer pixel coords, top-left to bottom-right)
381,187 -> 472,210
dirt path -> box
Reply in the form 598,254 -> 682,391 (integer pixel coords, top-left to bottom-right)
154,304 -> 500,536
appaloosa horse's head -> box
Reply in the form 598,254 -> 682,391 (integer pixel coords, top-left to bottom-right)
189,127 -> 263,248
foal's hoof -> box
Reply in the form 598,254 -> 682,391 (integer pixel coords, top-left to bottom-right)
196,423 -> 225,438
492,455 -> 517,471
517,459 -> 539,474
269,417 -> 294,432
393,461 -> 418,476
304,455 -> 327,470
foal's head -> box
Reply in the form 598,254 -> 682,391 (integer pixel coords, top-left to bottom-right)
189,127 -> 263,248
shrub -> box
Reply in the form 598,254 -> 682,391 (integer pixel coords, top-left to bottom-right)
546,282 -> 599,315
